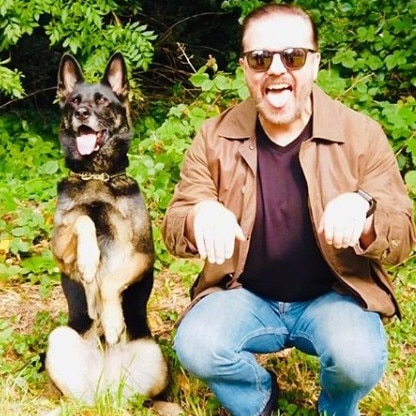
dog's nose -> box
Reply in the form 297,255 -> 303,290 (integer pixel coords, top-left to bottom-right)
75,107 -> 90,121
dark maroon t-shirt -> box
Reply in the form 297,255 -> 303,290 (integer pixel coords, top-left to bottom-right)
239,118 -> 335,302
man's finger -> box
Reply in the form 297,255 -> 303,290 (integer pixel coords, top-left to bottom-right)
194,222 -> 207,259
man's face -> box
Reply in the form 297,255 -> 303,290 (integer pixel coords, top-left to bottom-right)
240,14 -> 320,128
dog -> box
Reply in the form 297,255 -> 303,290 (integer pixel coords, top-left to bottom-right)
45,53 -> 169,404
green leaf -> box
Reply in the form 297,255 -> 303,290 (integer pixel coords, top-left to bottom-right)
405,171 -> 416,195
201,79 -> 214,91
214,75 -> 231,91
332,49 -> 357,69
38,160 -> 59,175
190,73 -> 210,88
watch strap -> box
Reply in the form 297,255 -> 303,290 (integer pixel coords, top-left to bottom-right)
357,189 -> 376,217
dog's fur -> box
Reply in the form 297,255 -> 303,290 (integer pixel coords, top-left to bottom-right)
46,53 -> 168,402
47,326 -> 168,404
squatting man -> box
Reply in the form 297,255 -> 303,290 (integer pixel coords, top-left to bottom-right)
162,3 -> 415,416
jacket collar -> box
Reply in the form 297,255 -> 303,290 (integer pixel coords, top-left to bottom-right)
217,98 -> 258,140
217,84 -> 346,143
311,85 -> 345,143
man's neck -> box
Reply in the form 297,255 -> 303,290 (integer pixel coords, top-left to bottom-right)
259,97 -> 313,146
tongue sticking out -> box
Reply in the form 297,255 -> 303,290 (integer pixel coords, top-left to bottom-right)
267,88 -> 292,109
76,134 -> 99,155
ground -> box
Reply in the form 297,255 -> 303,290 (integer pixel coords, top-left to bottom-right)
1,266 -> 415,415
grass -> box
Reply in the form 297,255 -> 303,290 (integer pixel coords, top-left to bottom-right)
0,259 -> 415,415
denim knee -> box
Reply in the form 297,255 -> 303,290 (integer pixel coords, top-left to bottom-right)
320,342 -> 387,392
174,320 -> 228,379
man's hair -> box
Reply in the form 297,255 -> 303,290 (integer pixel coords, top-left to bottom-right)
241,4 -> 319,51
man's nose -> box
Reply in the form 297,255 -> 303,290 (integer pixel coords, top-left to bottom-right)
267,53 -> 287,75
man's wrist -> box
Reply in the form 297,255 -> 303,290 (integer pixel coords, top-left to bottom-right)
357,189 -> 377,217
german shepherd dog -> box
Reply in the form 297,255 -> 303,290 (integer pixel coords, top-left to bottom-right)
45,53 -> 168,404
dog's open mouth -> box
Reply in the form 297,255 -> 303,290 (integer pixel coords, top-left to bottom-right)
76,126 -> 107,155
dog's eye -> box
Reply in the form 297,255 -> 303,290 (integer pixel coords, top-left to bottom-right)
96,96 -> 108,105
70,96 -> 81,106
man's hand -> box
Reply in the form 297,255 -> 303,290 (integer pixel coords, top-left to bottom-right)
319,192 -> 370,249
192,201 -> 245,264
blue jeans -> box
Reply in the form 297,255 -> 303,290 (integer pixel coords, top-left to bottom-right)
174,288 -> 387,416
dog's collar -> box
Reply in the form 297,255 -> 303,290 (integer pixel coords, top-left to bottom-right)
69,171 -> 126,182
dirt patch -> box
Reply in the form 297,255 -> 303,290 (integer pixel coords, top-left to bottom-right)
0,270 -> 190,339
0,281 -> 65,333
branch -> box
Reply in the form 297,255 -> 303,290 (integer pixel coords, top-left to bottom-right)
0,86 -> 56,110
155,11 -> 230,45
176,42 -> 197,73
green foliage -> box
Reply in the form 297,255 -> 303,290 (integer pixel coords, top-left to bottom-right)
0,0 -> 42,49
0,0 -> 156,100
131,65 -> 247,210
128,65 -> 248,270
0,311 -> 63,379
44,0 -> 157,76
221,0 -> 265,21
0,114 -> 61,288
0,60 -> 25,99
304,0 -> 416,94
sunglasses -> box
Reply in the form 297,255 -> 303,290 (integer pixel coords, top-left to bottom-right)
242,48 -> 317,72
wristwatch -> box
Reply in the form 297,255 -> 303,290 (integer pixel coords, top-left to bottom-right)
357,189 -> 377,217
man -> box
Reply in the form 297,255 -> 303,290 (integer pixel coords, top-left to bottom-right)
162,4 -> 415,416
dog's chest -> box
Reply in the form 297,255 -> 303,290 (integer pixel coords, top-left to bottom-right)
59,180 -> 116,206
57,178 -> 144,222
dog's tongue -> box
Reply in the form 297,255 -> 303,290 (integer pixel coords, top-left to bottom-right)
76,134 -> 98,155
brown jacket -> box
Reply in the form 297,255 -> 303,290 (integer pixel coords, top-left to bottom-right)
162,85 -> 415,318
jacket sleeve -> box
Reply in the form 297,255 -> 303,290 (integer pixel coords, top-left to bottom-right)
356,121 -> 415,265
162,122 -> 218,257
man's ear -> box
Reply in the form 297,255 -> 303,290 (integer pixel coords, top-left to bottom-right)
312,52 -> 321,81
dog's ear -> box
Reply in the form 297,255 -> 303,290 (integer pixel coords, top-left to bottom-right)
102,53 -> 129,102
57,54 -> 84,103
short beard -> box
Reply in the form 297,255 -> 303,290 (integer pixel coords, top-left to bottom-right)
256,101 -> 303,126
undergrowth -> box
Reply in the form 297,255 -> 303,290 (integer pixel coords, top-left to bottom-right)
1,87 -> 415,414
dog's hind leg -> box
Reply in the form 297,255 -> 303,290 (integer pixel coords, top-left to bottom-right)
46,326 -> 104,404
61,274 -> 93,335
105,337 -> 169,399
122,271 -> 153,339
74,215 -> 100,320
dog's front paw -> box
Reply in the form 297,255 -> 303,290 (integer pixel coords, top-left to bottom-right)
104,321 -> 125,346
101,310 -> 125,346
86,290 -> 99,321
77,248 -> 100,284
81,276 -> 100,320
75,215 -> 100,284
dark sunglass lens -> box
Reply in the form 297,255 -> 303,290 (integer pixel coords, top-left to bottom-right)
248,51 -> 272,71
282,48 -> 307,69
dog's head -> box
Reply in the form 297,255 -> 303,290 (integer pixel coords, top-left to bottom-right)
57,53 -> 132,172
